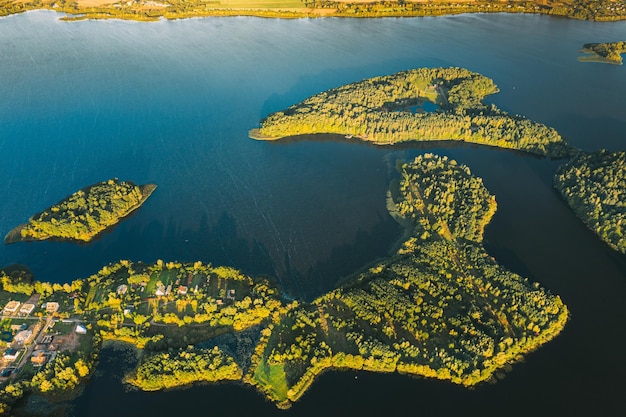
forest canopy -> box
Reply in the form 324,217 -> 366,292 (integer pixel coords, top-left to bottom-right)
554,150 -> 626,253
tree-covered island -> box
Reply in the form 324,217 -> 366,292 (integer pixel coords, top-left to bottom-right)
0,154 -> 568,413
251,67 -> 573,158
4,179 -> 156,244
554,150 -> 626,254
1,0 -> 625,22
579,41 -> 626,64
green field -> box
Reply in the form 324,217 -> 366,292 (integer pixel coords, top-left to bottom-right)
208,0 -> 304,7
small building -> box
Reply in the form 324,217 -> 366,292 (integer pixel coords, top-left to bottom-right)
3,349 -> 19,362
123,305 -> 135,315
45,302 -> 60,313
2,301 -> 21,316
165,284 -> 172,296
19,303 -> 36,316
178,285 -> 188,295
75,324 -> 87,335
14,330 -> 32,344
116,284 -> 128,295
155,285 -> 166,297
30,351 -> 47,366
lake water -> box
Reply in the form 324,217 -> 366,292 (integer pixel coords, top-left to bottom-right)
0,11 -> 625,417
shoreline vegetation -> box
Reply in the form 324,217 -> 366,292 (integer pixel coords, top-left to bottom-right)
4,179 -> 156,244
0,154 -> 568,413
251,67 -> 573,158
578,41 -> 626,64
0,0 -> 625,22
554,150 -> 626,254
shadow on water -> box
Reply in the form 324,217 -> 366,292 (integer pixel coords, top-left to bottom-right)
266,132 -> 545,158
283,214 -> 402,301
125,210 -> 403,301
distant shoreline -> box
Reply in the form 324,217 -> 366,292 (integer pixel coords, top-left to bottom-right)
1,1 -> 625,22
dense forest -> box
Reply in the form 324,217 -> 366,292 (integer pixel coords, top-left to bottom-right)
247,154 -> 568,407
252,68 -> 572,158
554,150 -> 626,254
579,41 -> 626,64
4,179 -> 156,244
1,0 -> 625,21
125,346 -> 242,391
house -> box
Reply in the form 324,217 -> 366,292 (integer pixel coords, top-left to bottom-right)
2,301 -> 21,316
116,284 -> 128,295
45,302 -> 59,313
30,351 -> 47,366
75,324 -> 87,335
155,285 -> 166,297
3,349 -> 19,362
14,330 -> 32,344
19,303 -> 36,316
178,285 -> 188,295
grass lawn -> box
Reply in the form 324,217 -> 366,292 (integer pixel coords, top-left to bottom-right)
254,362 -> 289,401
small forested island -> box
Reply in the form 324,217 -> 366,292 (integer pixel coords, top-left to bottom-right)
4,179 -> 156,244
1,0 -> 625,22
554,150 -> 626,253
0,154 -> 568,413
251,67 -> 572,158
579,41 -> 626,64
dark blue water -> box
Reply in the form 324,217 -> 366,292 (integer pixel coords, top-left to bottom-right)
0,11 -> 625,416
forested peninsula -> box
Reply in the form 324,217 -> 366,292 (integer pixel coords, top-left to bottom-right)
554,150 -> 626,254
1,0 -> 625,22
0,155 -> 568,413
247,154 -> 568,407
579,41 -> 626,64
4,179 -> 156,244
251,68 -> 572,158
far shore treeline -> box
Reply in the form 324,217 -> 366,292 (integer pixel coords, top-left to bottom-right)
1,0 -> 625,22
